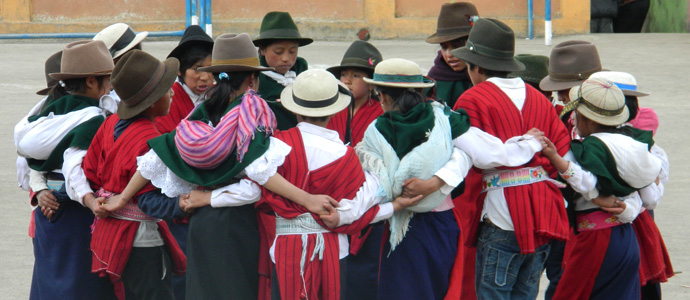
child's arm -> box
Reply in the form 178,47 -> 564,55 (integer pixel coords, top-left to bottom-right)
183,179 -> 261,211
263,173 -> 338,215
541,137 -> 569,173
402,148 -> 471,198
102,171 -> 149,212
453,127 -> 544,169
320,194 -> 423,228
600,192 -> 642,223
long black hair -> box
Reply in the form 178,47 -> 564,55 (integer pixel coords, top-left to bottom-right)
203,71 -> 258,125
375,85 -> 426,114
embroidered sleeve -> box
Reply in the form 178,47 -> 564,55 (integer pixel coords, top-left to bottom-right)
561,150 -> 599,200
137,149 -> 197,197
244,137 -> 291,185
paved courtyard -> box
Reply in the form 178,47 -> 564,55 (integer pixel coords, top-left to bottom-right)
1,33 -> 689,299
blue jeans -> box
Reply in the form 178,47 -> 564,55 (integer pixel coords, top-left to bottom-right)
475,223 -> 550,300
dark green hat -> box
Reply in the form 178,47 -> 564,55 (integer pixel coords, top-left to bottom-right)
167,25 -> 214,59
327,40 -> 382,78
253,11 -> 313,47
509,54 -> 549,84
451,18 -> 524,72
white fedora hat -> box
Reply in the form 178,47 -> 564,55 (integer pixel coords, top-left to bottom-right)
363,58 -> 435,88
280,69 -> 352,117
570,77 -> 629,126
588,71 -> 649,97
93,23 -> 149,59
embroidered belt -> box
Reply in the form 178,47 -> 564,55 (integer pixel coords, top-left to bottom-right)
275,213 -> 329,235
95,188 -> 159,222
576,210 -> 622,232
482,166 -> 566,193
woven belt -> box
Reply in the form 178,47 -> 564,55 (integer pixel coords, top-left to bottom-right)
275,213 -> 329,235
482,166 -> 566,193
94,188 -> 159,222
576,210 -> 622,232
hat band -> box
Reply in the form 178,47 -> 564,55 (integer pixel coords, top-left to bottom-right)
612,82 -> 637,91
122,62 -> 166,107
212,57 -> 260,67
548,67 -> 601,82
373,73 -> 424,84
435,25 -> 472,36
466,40 -> 513,60
292,90 -> 339,109
259,28 -> 302,40
110,27 -> 137,57
341,57 -> 376,68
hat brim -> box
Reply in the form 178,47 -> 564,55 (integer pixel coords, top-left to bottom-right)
36,85 -> 56,96
425,31 -> 470,44
326,64 -> 375,78
112,32 -> 149,59
452,47 -> 525,72
197,64 -> 274,73
117,58 -> 179,119
49,70 -> 113,80
622,90 -> 649,97
539,77 -> 585,92
253,38 -> 313,47
362,77 -> 435,89
577,104 -> 629,127
167,39 -> 214,59
279,84 -> 352,117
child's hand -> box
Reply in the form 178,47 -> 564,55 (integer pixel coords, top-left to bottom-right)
37,189 -> 59,219
319,203 -> 340,228
84,194 -> 109,218
592,194 -> 617,209
601,199 -> 626,215
525,128 -> 545,140
392,194 -> 424,211
541,137 -> 559,159
102,194 -> 128,213
184,190 -> 211,212
305,194 -> 339,216
402,177 -> 442,198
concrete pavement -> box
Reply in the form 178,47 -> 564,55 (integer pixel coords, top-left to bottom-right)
1,33 -> 689,299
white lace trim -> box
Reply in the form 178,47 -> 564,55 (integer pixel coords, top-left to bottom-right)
245,137 -> 292,185
137,149 -> 197,197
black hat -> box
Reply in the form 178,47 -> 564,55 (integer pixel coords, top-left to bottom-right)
167,25 -> 214,59
327,40 -> 382,78
451,18 -> 525,72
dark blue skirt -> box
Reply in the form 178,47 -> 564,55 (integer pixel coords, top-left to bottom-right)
30,193 -> 116,300
378,210 -> 459,300
590,223 -> 640,300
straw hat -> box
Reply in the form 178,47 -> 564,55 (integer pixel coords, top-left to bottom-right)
93,23 -> 149,59
36,51 -> 62,95
588,71 -> 648,97
425,2 -> 479,44
113,50 -> 179,119
451,18 -> 525,72
570,77 -> 628,126
198,33 -> 274,73
280,69 -> 352,117
253,12 -> 313,47
49,40 -> 114,80
362,58 -> 435,88
539,40 -> 602,91
327,40 -> 382,78
167,25 -> 214,59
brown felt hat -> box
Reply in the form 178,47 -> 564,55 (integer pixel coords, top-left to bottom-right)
113,50 -> 179,119
451,18 -> 525,72
539,40 -> 602,91
426,2 -> 479,44
49,40 -> 114,80
198,33 -> 274,73
36,51 -> 62,95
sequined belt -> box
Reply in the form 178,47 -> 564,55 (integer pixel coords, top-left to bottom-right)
482,166 -> 566,193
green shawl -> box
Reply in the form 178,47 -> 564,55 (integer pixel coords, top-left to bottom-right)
375,102 -> 470,159
147,96 -> 271,187
257,56 -> 308,130
27,94 -> 105,171
570,127 -> 654,197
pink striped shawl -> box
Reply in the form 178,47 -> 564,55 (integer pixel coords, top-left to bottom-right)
174,88 -> 277,169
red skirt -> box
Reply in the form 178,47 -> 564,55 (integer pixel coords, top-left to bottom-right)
632,210 -> 674,285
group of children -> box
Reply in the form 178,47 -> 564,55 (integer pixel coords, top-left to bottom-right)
15,3 -> 672,300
